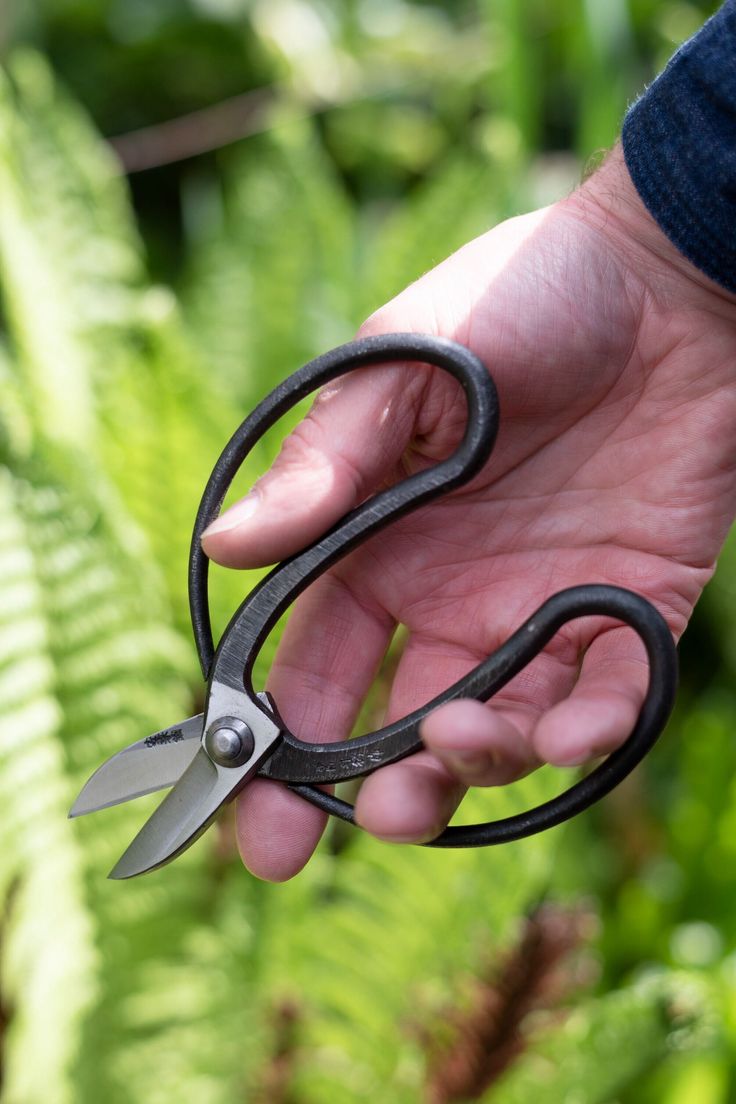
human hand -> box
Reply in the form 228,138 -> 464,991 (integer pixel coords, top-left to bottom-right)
203,145 -> 736,881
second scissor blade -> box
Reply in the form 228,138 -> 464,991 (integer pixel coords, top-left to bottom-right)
108,748 -> 235,879
69,714 -> 204,818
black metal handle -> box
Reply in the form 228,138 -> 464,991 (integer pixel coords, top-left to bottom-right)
285,584 -> 678,846
190,334 -> 497,685
189,333 -> 678,848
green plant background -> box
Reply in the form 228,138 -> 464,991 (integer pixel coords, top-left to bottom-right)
0,1 -> 733,1101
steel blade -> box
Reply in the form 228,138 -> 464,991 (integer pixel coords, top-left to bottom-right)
108,684 -> 283,878
108,748 -> 240,879
69,715 -> 203,818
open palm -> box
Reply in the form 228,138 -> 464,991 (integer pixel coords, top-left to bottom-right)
203,150 -> 736,880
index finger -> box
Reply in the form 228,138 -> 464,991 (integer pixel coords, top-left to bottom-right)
202,358 -> 424,570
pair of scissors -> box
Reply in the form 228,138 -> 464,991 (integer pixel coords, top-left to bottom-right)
70,334 -> 679,879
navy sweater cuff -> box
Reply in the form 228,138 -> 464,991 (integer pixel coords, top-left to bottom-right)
622,1 -> 736,294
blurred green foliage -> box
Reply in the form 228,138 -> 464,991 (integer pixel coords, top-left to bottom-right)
0,1 -> 733,1101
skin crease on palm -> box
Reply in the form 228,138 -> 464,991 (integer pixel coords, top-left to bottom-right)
201,144 -> 736,882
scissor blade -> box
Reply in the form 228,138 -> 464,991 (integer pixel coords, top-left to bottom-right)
108,747 -> 239,879
69,715 -> 203,818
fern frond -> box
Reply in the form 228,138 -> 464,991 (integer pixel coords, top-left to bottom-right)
0,53 -> 144,450
0,465 -> 96,1104
251,775 -> 561,1103
183,120 -> 356,407
486,970 -> 714,1103
358,153 -> 508,320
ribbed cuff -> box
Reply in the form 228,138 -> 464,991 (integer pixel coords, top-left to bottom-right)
622,0 -> 736,294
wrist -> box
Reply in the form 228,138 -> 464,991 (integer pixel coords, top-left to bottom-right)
566,144 -> 736,313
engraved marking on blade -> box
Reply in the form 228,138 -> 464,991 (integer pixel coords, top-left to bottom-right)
144,728 -> 185,749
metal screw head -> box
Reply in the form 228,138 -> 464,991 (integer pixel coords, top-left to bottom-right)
204,717 -> 254,767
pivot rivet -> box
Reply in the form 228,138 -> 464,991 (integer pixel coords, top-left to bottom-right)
204,717 -> 254,767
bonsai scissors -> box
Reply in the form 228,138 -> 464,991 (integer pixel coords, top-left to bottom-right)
70,333 -> 678,878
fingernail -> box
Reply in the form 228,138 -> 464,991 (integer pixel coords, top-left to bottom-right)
201,493 -> 260,539
440,750 -> 496,776
554,748 -> 592,767
377,825 -> 445,845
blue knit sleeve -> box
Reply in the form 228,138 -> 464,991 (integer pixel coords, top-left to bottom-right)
622,1 -> 736,293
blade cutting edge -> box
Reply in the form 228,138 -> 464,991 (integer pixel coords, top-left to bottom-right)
108,748 -> 242,879
106,686 -> 283,878
69,714 -> 204,818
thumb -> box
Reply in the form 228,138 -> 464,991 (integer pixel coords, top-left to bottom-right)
201,345 -> 426,569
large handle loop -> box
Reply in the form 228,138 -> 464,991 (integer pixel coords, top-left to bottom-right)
284,584 -> 678,847
189,334 -> 497,686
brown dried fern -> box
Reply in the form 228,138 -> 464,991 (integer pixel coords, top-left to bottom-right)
424,904 -> 596,1103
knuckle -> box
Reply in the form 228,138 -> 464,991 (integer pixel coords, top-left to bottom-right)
261,411 -> 365,504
